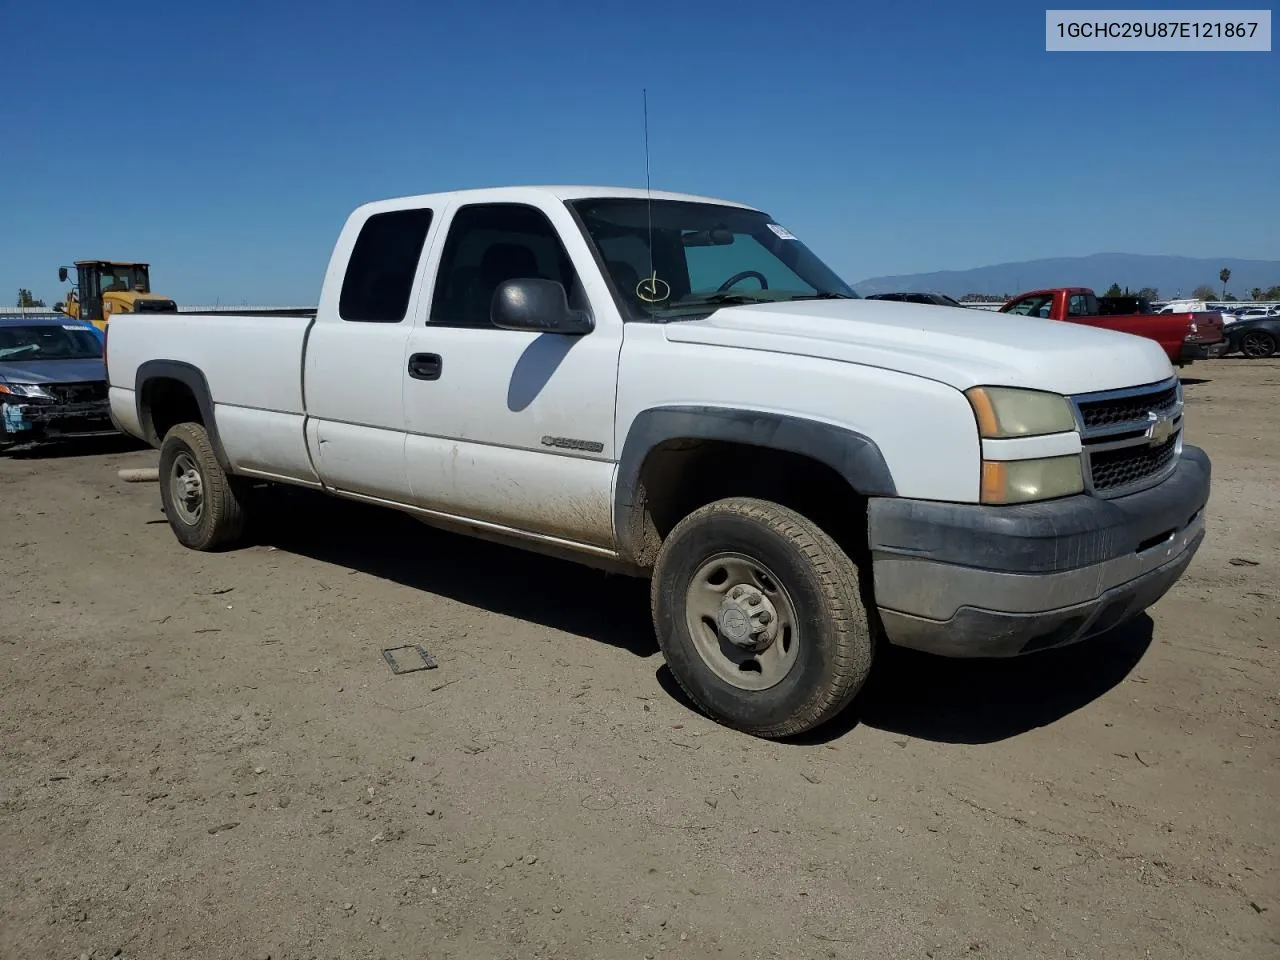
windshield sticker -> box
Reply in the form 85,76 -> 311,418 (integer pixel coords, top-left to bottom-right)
766,223 -> 797,241
62,324 -> 88,331
636,274 -> 671,303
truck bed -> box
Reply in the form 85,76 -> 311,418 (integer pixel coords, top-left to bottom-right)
107,312 -> 318,481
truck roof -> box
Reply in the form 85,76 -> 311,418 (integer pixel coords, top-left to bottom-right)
352,185 -> 761,217
73,260 -> 150,268
1012,287 -> 1093,298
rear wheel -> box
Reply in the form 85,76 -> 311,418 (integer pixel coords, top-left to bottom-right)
1240,330 -> 1277,358
158,422 -> 249,550
651,497 -> 874,739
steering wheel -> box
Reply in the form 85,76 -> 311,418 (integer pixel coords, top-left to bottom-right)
716,270 -> 769,292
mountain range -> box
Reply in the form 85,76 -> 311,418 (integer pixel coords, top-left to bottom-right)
853,253 -> 1280,299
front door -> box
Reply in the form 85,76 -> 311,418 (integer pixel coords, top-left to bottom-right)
401,201 -> 622,548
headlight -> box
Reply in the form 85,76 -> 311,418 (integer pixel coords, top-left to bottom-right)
0,383 -> 55,400
981,455 -> 1084,504
965,387 -> 1076,438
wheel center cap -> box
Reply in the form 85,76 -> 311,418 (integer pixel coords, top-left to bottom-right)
716,585 -> 779,651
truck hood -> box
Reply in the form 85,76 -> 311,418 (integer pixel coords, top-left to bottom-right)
663,299 -> 1174,394
0,358 -> 107,385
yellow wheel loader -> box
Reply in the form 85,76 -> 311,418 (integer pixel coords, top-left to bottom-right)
57,261 -> 177,331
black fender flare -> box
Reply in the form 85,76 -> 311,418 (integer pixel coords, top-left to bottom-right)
613,405 -> 896,565
134,360 -> 230,468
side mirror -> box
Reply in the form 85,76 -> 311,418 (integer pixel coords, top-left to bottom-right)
58,266 -> 69,283
491,279 -> 593,335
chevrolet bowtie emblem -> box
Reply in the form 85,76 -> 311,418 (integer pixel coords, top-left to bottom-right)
1146,411 -> 1175,446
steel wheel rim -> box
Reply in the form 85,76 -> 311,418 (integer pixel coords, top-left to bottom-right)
684,553 -> 800,691
1242,333 -> 1272,357
169,452 -> 204,526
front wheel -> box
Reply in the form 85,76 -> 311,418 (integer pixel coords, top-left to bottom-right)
1240,331 -> 1277,358
158,422 -> 249,551
651,498 -> 874,739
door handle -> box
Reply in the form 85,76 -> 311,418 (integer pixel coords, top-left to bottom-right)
408,353 -> 442,381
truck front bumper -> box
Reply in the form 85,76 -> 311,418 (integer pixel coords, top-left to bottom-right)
868,446 -> 1210,657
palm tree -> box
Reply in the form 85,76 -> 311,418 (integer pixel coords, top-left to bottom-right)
1220,267 -> 1231,299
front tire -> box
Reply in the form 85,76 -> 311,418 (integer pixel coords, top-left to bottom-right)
651,497 -> 874,739
1241,331 -> 1277,358
158,422 -> 248,551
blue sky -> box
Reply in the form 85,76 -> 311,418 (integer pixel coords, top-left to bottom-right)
1,0 -> 1275,304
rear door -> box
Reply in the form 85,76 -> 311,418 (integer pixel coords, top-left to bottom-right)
400,199 -> 623,548
304,206 -> 437,501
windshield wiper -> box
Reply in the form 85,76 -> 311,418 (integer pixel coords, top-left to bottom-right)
788,292 -> 855,301
677,292 -> 774,307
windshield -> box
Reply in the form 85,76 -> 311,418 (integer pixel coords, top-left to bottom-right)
97,264 -> 150,293
568,199 -> 857,321
0,324 -> 103,361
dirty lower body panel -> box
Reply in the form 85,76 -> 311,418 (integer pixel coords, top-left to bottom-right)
868,445 -> 1211,657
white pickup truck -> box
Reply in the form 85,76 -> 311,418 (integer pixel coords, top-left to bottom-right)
105,186 -> 1210,738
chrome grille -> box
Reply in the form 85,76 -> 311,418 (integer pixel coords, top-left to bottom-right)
1076,384 -> 1178,430
1070,378 -> 1183,498
1089,434 -> 1179,492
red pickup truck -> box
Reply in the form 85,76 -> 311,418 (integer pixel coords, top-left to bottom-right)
1000,287 -> 1223,366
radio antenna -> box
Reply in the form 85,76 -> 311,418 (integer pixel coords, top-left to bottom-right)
634,89 -> 668,305
643,88 -> 655,286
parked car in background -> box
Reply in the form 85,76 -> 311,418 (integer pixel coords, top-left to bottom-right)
865,292 -> 968,308
1222,315 -> 1280,358
1233,306 -> 1279,322
0,316 -> 114,452
1157,299 -> 1209,314
1000,287 -> 1223,366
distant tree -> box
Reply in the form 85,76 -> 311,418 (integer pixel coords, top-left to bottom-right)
1137,287 -> 1159,300
1251,287 -> 1264,300
1266,285 -> 1280,300
1219,267 -> 1231,299
1191,285 -> 1218,301
1103,283 -> 1124,297
1224,293 -> 1239,301
17,288 -> 46,308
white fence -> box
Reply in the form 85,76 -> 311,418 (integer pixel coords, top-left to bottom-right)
177,305 -> 316,313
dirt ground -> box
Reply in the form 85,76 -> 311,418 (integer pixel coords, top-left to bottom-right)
1,360 -> 1276,960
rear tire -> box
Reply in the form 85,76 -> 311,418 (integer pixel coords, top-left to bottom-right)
651,497 -> 874,739
158,422 -> 248,551
1241,331 -> 1277,358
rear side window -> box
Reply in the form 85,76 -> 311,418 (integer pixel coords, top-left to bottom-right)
339,208 -> 433,323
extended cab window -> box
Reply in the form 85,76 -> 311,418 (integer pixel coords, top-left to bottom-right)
339,208 -> 433,323
430,204 -> 580,329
